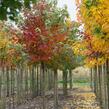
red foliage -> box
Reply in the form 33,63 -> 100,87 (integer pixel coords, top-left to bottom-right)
23,16 -> 49,62
22,3 -> 67,63
23,15 -> 50,61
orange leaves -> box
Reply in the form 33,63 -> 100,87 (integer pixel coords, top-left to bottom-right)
50,25 -> 61,33
11,35 -> 19,44
53,33 -> 66,42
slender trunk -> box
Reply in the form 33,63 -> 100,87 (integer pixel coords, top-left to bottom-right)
31,66 -> 36,98
63,70 -> 68,96
106,60 -> 109,109
95,65 -> 99,98
11,66 -> 15,109
46,69 -> 49,90
69,70 -> 73,89
36,65 -> 39,96
101,64 -> 106,109
0,69 -> 1,98
40,64 -> 42,95
104,62 -> 108,109
34,65 -> 37,96
41,62 -> 46,109
98,66 -> 102,106
25,66 -> 28,98
6,67 -> 10,97
90,68 -> 93,90
94,66 -> 97,94
54,69 -> 58,109
1,66 -> 6,109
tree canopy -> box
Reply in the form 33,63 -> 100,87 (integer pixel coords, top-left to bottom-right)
0,0 -> 39,20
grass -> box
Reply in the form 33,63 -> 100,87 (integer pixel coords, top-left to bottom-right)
58,78 -> 91,87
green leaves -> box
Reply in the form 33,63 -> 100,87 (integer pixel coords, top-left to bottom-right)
85,0 -> 92,9
0,0 -> 39,21
93,26 -> 104,38
0,7 -> 7,20
44,5 -> 68,28
85,0 -> 99,9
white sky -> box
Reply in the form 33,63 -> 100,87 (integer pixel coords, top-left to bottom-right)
57,0 -> 77,21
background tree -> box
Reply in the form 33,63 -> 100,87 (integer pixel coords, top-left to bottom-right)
0,0 -> 40,20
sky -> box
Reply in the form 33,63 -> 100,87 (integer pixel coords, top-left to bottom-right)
57,0 -> 77,21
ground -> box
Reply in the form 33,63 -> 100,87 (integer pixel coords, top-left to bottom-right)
15,86 -> 101,109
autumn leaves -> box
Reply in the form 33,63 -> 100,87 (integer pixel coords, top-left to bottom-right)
0,1 -> 77,70
75,0 -> 109,67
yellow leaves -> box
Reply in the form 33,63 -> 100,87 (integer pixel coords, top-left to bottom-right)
80,0 -> 109,34
90,6 -> 97,15
0,39 -> 8,49
84,57 -> 105,68
102,8 -> 109,17
97,57 -> 105,65
65,18 -> 73,28
91,37 -> 109,55
73,42 -> 83,55
77,0 -> 109,67
73,40 -> 89,56
0,24 -> 11,49
102,23 -> 109,33
85,58 -> 97,68
99,0 -> 109,6
72,87 -> 101,109
0,31 -> 10,49
91,37 -> 102,51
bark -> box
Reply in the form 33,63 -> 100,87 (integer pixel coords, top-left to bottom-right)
98,66 -> 102,106
94,66 -> 97,94
90,68 -> 93,90
40,64 -> 42,95
6,67 -> 10,97
25,66 -> 28,98
54,69 -> 58,109
36,65 -> 39,96
41,62 -> 46,109
69,70 -> 73,89
31,66 -> 36,98
63,70 -> 68,96
106,60 -> 109,109
104,62 -> 108,109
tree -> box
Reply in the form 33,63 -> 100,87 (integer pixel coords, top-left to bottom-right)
75,1 -> 109,108
21,1 -> 69,109
0,0 -> 39,20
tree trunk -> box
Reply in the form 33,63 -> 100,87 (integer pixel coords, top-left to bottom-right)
98,66 -> 102,106
36,65 -> 39,96
104,62 -> 108,109
106,60 -> 109,109
94,66 -> 97,94
54,69 -> 58,109
40,64 -> 42,95
69,70 -> 73,89
63,70 -> 68,96
6,67 -> 10,97
25,66 -> 28,98
90,68 -> 93,90
31,66 -> 36,98
41,62 -> 46,109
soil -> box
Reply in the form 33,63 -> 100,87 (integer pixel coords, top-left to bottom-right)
11,86 -> 101,109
